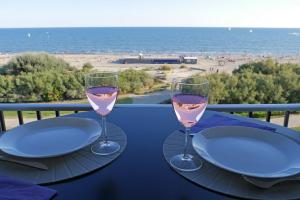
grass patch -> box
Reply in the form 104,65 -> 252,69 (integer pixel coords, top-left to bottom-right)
117,97 -> 133,104
293,127 -> 300,131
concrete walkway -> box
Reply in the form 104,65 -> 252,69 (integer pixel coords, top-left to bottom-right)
271,115 -> 300,128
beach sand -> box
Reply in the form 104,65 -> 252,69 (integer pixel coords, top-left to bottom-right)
1,53 -> 300,82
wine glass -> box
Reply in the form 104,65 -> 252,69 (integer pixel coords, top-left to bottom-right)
170,77 -> 209,171
85,72 -> 120,155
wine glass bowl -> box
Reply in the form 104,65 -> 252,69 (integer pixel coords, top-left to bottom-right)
172,94 -> 208,128
85,72 -> 120,155
86,86 -> 118,116
170,77 -> 209,171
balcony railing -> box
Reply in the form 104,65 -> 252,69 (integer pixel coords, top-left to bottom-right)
0,103 -> 300,132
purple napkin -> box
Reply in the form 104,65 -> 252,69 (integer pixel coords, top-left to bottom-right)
0,176 -> 56,200
191,114 -> 276,133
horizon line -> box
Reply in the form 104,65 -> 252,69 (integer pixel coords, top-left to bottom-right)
0,26 -> 300,29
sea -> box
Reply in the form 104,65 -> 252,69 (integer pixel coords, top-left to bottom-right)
0,27 -> 300,55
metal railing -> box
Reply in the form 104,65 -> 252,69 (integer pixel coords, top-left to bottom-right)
0,103 -> 300,132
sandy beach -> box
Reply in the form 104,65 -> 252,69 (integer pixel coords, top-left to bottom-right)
1,53 -> 300,82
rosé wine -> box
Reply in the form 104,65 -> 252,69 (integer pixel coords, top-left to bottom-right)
86,86 -> 118,116
172,94 -> 208,128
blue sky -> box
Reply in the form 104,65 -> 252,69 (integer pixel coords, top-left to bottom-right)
1,0 -> 300,28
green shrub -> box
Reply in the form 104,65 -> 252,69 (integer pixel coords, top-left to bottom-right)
0,54 -> 157,102
0,76 -> 16,102
119,69 -> 154,94
0,54 -> 85,102
1,53 -> 73,75
159,65 -> 172,71
82,62 -> 94,72
193,59 -> 300,104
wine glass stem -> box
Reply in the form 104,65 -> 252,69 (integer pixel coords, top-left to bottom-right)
102,116 -> 108,143
183,127 -> 190,159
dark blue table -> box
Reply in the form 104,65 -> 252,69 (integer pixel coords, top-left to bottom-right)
49,106 -> 298,200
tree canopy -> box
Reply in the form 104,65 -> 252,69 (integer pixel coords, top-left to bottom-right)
1,53 -> 73,75
0,53 -> 155,102
198,59 -> 300,104
0,54 -> 85,102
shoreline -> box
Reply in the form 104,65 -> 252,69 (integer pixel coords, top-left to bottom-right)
1,51 -> 300,56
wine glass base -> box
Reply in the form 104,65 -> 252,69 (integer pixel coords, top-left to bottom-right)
170,154 -> 202,172
91,141 -> 121,156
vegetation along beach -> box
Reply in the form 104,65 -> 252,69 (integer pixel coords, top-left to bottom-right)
1,52 -> 300,129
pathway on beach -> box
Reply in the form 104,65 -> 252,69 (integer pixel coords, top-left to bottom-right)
130,90 -> 170,104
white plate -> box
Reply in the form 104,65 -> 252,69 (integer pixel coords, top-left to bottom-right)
192,126 -> 300,178
0,117 -> 101,158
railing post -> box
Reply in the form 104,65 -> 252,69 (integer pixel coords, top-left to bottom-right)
55,111 -> 60,117
248,112 -> 253,118
284,111 -> 290,127
17,111 -> 24,125
36,111 -> 42,120
266,111 -> 271,122
0,111 -> 6,132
